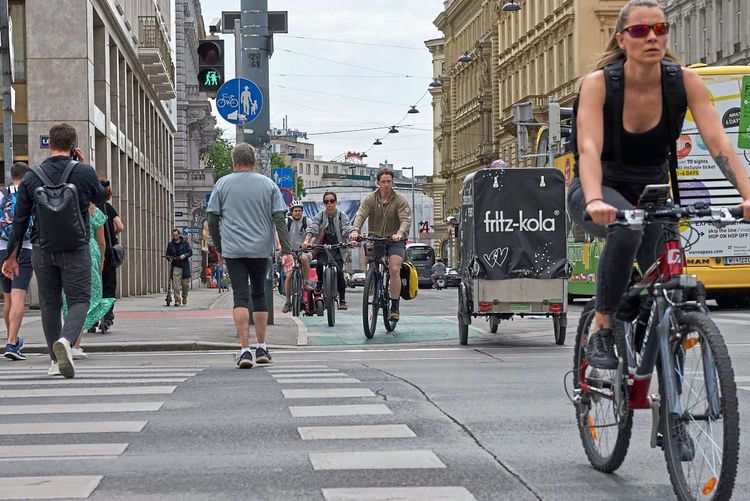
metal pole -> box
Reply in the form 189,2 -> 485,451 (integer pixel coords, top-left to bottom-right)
0,0 -> 13,185
547,95 -> 555,168
234,18 -> 242,145
411,170 -> 416,241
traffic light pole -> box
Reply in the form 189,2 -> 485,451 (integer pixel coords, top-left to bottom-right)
234,18 -> 243,145
0,0 -> 13,185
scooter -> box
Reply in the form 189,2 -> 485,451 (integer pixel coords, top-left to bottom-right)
435,276 -> 447,290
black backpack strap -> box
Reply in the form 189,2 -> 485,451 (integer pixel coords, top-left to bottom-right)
604,60 -> 625,169
661,61 -> 687,204
301,215 -> 307,233
59,160 -> 79,185
287,217 -> 292,231
29,165 -> 55,187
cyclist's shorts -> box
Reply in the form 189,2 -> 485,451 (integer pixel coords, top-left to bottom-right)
370,239 -> 406,259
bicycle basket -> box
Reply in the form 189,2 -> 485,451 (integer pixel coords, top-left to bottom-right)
365,241 -> 387,261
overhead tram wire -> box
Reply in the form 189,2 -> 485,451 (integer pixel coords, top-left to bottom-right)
274,98 -> 388,127
279,49 -> 424,78
275,85 -> 411,107
285,36 -> 424,51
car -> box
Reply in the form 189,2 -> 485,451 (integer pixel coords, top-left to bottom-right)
446,268 -> 461,288
349,272 -> 366,288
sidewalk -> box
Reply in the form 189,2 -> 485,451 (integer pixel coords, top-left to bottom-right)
1,287 -> 301,354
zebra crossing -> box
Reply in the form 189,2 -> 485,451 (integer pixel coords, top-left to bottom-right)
0,360 -> 206,499
266,363 -> 478,501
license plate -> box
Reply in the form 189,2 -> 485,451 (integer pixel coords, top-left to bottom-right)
723,256 -> 750,265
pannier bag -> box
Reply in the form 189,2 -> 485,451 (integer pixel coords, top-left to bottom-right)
400,262 -> 419,300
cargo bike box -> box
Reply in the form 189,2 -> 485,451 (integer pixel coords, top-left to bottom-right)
457,167 -> 569,345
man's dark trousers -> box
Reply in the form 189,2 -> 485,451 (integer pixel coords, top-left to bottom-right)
32,244 -> 91,360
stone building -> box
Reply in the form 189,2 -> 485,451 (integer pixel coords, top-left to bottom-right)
432,0 -> 626,263
664,0 -> 749,66
5,0 -> 176,297
174,0 -> 218,278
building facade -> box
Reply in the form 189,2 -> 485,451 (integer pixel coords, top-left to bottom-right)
4,0 -> 176,297
174,0 -> 218,279
664,0 -> 749,66
433,0 -> 626,264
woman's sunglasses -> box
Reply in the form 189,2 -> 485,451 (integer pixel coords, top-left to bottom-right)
323,199 -> 336,205
620,22 -> 669,38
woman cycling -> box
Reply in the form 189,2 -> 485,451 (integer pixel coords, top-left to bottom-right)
569,0 -> 750,369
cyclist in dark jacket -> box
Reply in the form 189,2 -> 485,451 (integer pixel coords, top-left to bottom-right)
166,229 -> 192,306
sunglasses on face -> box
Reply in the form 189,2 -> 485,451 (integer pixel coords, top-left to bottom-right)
323,199 -> 336,205
620,22 -> 669,38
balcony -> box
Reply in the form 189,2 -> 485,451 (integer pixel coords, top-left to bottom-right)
138,16 -> 175,100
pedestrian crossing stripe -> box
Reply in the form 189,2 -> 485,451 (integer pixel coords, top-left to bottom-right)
282,388 -> 375,399
0,386 -> 177,398
0,378 -> 188,386
322,487 -> 477,501
309,450 -> 446,470
0,443 -> 128,460
0,402 -> 164,415
0,476 -> 102,499
3,421 -> 147,435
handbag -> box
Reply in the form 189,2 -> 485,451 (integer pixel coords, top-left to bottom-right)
102,204 -> 125,268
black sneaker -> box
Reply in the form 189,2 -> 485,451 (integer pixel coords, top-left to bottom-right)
585,328 -> 618,370
389,305 -> 400,321
255,346 -> 272,364
671,419 -> 696,462
236,350 -> 254,369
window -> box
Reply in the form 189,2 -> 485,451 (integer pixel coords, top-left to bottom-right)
306,164 -> 310,175
717,0 -> 724,52
8,2 -> 25,81
305,148 -> 310,158
557,40 -> 565,84
314,165 -> 319,175
700,8 -> 708,60
324,165 -> 328,174
736,0 -> 742,46
567,34 -> 574,83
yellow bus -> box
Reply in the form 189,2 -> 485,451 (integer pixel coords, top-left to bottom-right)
539,64 -> 750,307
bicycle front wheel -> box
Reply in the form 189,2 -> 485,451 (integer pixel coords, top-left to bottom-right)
362,266 -> 379,338
382,272 -> 396,332
324,267 -> 336,327
660,312 -> 739,501
291,270 -> 302,317
573,299 -> 633,473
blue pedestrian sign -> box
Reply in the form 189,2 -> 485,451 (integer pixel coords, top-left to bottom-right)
215,77 -> 263,125
272,168 -> 294,189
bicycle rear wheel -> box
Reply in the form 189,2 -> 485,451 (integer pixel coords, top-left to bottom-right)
291,270 -> 302,317
573,299 -> 633,473
362,266 -> 379,339
660,311 -> 739,501
324,267 -> 336,327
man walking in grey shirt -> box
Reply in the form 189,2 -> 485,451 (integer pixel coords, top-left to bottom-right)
207,144 -> 292,368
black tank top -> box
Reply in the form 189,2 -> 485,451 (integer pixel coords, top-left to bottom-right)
602,108 -> 669,166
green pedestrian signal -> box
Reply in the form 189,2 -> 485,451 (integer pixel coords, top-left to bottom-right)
197,40 -> 225,92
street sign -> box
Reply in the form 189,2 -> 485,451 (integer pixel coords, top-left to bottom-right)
174,211 -> 184,217
215,77 -> 263,125
39,135 -> 49,149
182,226 -> 201,235
272,167 -> 294,189
280,188 -> 294,208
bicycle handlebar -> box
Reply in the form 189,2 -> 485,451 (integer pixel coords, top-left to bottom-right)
584,204 -> 744,229
309,242 -> 353,250
356,236 -> 394,243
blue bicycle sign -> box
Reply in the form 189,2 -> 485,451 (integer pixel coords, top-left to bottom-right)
215,78 -> 264,125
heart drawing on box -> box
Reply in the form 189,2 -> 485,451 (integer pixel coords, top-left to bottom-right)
483,247 -> 509,268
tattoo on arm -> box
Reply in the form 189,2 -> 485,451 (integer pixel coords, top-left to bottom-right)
714,154 -> 738,188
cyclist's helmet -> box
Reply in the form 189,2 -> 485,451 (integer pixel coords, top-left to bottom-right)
289,199 -> 304,210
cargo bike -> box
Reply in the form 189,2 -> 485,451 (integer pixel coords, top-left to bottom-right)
457,167 -> 570,345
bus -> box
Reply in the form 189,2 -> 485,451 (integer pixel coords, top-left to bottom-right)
405,243 -> 436,288
539,64 -> 750,307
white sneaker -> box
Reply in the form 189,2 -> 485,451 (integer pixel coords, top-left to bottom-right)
71,348 -> 88,360
52,338 -> 75,379
48,361 -> 61,376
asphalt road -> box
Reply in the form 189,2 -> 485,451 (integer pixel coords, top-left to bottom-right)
2,298 -> 749,501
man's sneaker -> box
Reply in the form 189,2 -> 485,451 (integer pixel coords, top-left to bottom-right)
48,361 -> 61,376
52,338 -> 75,379
672,420 -> 696,462
282,302 -> 292,313
174,298 -> 181,306
237,350 -> 254,369
339,301 -> 348,311
3,342 -> 26,361
71,348 -> 89,360
586,328 -> 619,370
389,307 -> 400,321
255,346 -> 272,364
182,298 -> 187,306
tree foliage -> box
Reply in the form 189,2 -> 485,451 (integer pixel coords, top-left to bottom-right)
207,129 -> 233,181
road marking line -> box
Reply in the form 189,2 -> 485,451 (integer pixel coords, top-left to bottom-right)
309,450 -> 446,470
0,475 -> 102,499
267,368 -> 340,373
272,373 -> 349,379
282,388 -> 375,399
0,443 -> 128,459
0,402 -> 163,415
0,365 -> 206,371
277,378 -> 362,384
298,424 -> 416,440
0,456 -> 120,462
740,386 -> 749,392
0,378 -> 187,386
0,373 -> 197,380
0,386 -> 177,398
289,404 -> 391,418
259,364 -> 328,369
3,421 -> 147,435
322,487 -> 476,501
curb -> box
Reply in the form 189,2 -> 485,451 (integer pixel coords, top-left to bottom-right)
292,316 -> 308,346
15,342 -> 298,354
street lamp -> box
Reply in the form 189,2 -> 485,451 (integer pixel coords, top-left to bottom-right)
373,139 -> 383,145
407,106 -> 419,114
429,78 -> 443,88
402,166 -> 417,242
388,126 -> 399,134
500,0 -> 521,11
458,52 -> 473,63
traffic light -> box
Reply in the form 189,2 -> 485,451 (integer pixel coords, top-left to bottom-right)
197,39 -> 224,92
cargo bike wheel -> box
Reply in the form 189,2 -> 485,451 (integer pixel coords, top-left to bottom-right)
458,283 -> 471,345
553,313 -> 567,345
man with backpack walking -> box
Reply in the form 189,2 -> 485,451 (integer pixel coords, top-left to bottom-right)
2,123 -> 105,378
1,162 -> 32,360
165,229 -> 192,306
